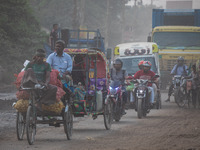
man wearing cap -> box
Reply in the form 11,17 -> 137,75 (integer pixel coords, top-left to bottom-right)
21,49 -> 57,107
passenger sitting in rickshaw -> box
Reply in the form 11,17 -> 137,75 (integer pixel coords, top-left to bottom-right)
21,49 -> 57,110
72,55 -> 86,86
46,40 -> 74,98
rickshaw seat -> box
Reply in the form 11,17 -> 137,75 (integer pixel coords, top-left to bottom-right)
88,78 -> 106,95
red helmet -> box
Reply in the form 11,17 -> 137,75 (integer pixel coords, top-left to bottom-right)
138,60 -> 144,67
143,61 -> 152,68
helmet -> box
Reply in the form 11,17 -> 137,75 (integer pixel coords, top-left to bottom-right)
113,59 -> 123,67
143,61 -> 152,68
177,56 -> 184,62
138,60 -> 144,67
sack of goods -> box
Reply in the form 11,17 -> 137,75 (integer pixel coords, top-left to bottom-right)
14,99 -> 65,114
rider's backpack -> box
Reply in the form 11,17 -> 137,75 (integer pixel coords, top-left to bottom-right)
110,68 -> 126,82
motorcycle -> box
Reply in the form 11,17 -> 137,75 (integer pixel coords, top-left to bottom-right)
175,76 -> 192,108
108,80 -> 124,122
132,75 -> 159,119
172,75 -> 182,104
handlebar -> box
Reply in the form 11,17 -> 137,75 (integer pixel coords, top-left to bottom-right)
20,84 -> 46,91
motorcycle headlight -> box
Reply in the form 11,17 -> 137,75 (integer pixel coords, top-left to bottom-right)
109,86 -> 117,95
139,90 -> 143,94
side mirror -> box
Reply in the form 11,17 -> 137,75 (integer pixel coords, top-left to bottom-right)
106,48 -> 112,59
147,36 -> 151,42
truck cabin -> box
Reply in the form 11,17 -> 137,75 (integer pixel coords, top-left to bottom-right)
152,26 -> 200,50
113,42 -> 159,76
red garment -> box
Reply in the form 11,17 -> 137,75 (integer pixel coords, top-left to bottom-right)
133,70 -> 155,86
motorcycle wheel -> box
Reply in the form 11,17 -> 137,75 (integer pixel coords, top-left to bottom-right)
176,88 -> 187,108
137,98 -> 143,119
174,88 -> 179,104
156,92 -> 162,109
103,98 -> 113,130
114,100 -> 121,122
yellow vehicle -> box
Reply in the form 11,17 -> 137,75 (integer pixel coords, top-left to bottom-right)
149,9 -> 200,89
151,26 -> 200,89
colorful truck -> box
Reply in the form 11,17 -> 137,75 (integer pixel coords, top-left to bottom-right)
148,9 -> 200,89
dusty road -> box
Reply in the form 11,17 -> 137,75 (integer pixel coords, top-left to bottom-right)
0,92 -> 200,150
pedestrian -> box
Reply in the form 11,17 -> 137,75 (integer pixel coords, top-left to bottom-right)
49,24 -> 59,51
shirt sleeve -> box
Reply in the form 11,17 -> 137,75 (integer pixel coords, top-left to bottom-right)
185,65 -> 188,74
133,71 -> 139,79
170,64 -> 177,74
66,54 -> 73,72
46,54 -> 52,66
24,63 -> 32,71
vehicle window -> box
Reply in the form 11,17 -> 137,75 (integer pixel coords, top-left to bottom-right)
120,57 -> 157,75
153,32 -> 200,49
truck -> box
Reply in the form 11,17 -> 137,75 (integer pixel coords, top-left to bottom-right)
148,9 -> 200,89
113,42 -> 161,109
44,29 -> 106,56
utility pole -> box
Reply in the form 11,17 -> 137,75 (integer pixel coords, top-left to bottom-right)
79,0 -> 86,29
72,0 -> 79,30
105,0 -> 110,49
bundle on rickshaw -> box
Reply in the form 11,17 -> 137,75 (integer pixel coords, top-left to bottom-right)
14,69 -> 65,114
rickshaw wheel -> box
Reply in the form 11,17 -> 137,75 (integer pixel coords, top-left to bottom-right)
26,105 -> 36,145
16,112 -> 25,140
104,98 -> 113,130
64,105 -> 73,140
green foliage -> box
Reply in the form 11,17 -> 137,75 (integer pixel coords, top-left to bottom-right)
0,0 -> 47,84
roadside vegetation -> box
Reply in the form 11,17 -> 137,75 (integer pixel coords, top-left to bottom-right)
0,0 -> 159,85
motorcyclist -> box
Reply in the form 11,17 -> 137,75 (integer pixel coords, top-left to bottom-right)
127,60 -> 144,104
133,61 -> 158,107
110,59 -> 128,115
165,56 -> 188,102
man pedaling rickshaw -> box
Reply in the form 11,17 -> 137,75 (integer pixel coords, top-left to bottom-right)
21,49 -> 57,110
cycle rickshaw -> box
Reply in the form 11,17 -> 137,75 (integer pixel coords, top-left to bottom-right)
63,47 -> 112,130
14,75 -> 73,145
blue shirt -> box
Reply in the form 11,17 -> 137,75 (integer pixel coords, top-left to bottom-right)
171,64 -> 188,76
46,52 -> 72,75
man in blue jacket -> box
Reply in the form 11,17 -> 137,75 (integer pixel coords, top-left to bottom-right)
165,56 -> 188,102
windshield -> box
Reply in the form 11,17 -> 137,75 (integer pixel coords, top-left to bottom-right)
153,32 -> 200,50
119,57 -> 157,75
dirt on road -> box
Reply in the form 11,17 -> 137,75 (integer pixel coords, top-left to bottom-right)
0,91 -> 200,150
